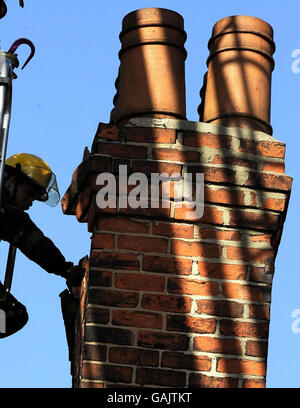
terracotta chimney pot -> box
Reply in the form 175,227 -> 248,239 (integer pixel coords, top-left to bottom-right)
200,15 -> 275,134
114,8 -> 187,125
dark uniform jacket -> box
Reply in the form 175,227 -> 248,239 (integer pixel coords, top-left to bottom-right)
0,186 -> 72,276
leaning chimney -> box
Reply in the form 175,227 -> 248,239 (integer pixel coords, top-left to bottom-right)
61,10 -> 292,388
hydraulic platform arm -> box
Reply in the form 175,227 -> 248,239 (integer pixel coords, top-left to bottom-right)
0,39 -> 35,302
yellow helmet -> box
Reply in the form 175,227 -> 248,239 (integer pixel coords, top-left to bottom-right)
5,153 -> 60,207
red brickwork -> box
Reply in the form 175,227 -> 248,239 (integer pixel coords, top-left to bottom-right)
62,119 -> 291,388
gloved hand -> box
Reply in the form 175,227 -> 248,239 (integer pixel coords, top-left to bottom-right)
61,264 -> 85,291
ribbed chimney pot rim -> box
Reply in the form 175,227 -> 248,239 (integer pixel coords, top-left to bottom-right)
211,15 -> 274,36
207,28 -> 275,53
206,46 -> 275,71
120,7 -> 187,41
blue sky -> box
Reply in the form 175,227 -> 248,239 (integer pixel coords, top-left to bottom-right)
0,0 -> 299,388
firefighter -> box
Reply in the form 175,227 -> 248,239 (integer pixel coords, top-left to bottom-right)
0,153 -> 84,337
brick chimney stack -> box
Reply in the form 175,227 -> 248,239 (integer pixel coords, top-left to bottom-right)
61,9 -> 292,388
